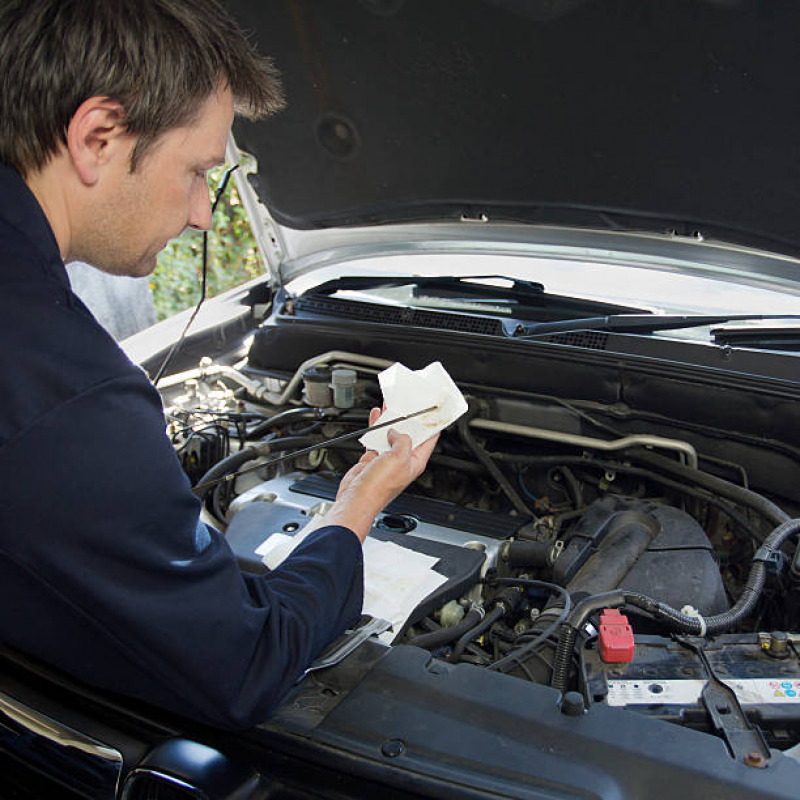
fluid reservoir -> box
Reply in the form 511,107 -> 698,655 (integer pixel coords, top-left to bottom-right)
303,365 -> 332,407
332,368 -> 357,408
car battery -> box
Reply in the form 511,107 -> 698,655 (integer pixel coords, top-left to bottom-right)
583,633 -> 800,749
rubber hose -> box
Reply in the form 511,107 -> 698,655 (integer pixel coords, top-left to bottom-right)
193,435 -> 319,499
636,450 -> 790,528
450,606 -> 505,664
406,609 -> 483,650
558,466 -> 584,510
502,541 -> 552,568
490,453 -> 763,543
248,407 -> 369,440
458,406 -> 535,517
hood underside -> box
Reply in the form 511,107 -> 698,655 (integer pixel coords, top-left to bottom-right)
228,0 -> 800,261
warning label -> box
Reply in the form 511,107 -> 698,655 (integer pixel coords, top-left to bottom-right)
606,678 -> 800,707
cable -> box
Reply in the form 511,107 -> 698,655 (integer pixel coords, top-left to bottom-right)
550,517 -> 800,692
152,164 -> 240,387
490,452 -> 765,544
485,578 -> 571,674
457,404 -> 536,518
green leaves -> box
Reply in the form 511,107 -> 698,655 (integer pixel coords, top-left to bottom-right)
151,166 -> 264,321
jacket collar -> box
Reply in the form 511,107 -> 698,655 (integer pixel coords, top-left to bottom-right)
0,161 -> 68,288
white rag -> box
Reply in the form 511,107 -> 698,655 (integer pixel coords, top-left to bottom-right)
359,361 -> 468,453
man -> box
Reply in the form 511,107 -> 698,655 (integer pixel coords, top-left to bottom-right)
0,0 -> 437,729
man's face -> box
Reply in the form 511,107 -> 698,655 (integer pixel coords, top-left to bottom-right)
80,87 -> 235,278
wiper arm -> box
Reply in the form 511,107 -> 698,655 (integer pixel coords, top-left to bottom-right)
513,314 -> 800,337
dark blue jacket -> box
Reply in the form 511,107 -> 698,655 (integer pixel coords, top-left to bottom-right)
0,163 -> 363,729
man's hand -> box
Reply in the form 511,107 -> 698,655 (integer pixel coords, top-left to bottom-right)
324,407 -> 439,542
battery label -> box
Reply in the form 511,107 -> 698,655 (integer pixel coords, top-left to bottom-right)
606,678 -> 800,707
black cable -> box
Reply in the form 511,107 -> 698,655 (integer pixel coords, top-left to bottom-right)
457,404 -> 536,518
550,517 -> 800,692
152,164 -> 239,387
192,435 -> 318,500
490,452 -> 765,543
450,606 -> 505,664
485,578 -> 571,674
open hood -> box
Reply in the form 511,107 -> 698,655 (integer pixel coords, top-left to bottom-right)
227,0 -> 800,284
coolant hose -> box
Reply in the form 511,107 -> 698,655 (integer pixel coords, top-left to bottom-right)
550,518 -> 800,691
406,609 -> 484,650
450,606 -> 505,664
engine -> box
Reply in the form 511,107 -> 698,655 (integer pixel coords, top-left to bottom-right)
160,347 -> 800,754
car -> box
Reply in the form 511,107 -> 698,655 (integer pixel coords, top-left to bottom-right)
4,1 -> 800,797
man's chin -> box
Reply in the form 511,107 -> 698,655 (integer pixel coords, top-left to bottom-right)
131,254 -> 159,278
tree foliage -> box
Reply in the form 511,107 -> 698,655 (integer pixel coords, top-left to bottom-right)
150,166 -> 264,321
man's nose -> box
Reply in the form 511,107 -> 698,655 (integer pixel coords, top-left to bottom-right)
188,184 -> 213,232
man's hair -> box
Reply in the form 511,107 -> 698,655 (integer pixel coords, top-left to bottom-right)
0,0 -> 284,176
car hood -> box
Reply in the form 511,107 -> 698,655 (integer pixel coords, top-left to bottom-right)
226,0 -> 800,288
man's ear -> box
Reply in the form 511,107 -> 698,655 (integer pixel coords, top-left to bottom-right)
66,97 -> 130,186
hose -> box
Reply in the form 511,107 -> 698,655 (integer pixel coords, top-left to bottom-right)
450,606 -> 505,664
458,405 -> 536,518
247,407 -> 370,441
636,450 -> 790,528
192,435 -> 319,500
550,518 -> 800,691
490,453 -> 764,543
406,609 -> 483,650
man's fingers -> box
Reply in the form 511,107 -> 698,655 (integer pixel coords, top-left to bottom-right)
387,428 -> 412,456
368,406 -> 381,427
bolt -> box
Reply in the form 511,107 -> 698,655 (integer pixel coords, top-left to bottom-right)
381,739 -> 406,758
743,751 -> 766,768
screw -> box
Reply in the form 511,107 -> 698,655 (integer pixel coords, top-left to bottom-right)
743,751 -> 766,768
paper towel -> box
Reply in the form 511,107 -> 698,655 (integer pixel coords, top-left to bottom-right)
359,361 -> 468,453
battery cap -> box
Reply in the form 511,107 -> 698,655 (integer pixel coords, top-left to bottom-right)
598,608 -> 634,663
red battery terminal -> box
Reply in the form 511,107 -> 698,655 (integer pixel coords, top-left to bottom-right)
598,608 -> 634,663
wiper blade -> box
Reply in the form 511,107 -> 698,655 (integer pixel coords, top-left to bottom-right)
513,314 -> 800,337
311,274 -> 546,300
308,274 -> 648,316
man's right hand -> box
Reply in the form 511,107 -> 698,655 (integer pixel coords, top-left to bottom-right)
323,407 -> 439,542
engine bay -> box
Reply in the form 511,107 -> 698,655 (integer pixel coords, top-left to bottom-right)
158,307 -> 800,766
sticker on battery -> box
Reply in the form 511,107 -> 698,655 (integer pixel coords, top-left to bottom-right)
606,678 -> 800,706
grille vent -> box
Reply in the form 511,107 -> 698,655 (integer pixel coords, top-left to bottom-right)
293,295 -> 503,336
544,331 -> 609,350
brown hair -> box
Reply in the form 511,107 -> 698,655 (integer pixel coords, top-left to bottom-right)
0,0 -> 284,176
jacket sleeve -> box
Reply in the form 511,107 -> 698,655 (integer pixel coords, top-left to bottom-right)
0,372 -> 364,729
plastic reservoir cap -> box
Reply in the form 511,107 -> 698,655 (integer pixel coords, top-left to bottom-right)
598,608 -> 635,663
332,368 -> 357,386
331,368 -> 357,408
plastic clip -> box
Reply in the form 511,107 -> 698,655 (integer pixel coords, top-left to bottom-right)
753,545 -> 785,576
680,605 -> 707,637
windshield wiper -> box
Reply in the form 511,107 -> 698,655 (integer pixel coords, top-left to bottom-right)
308,275 -> 647,316
513,314 -> 800,337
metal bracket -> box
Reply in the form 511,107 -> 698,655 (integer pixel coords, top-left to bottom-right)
679,638 -> 771,766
